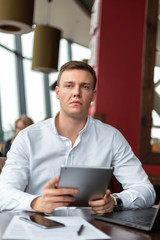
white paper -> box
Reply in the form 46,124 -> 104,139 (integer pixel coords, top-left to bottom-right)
2,215 -> 111,240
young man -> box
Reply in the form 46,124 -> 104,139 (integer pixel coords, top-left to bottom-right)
0,61 -> 155,213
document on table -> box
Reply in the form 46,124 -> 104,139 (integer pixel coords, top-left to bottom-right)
2,215 -> 111,240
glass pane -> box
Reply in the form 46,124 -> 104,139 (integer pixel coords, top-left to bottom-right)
152,67 -> 160,130
0,33 -> 15,50
71,43 -> 91,61
152,110 -> 160,127
49,72 -> 60,117
49,89 -> 60,117
21,32 -> 46,123
23,59 -> 46,123
58,39 -> 69,67
21,31 -> 34,59
154,66 -> 160,83
151,66 -> 160,151
0,38 -> 18,140
154,67 -> 160,95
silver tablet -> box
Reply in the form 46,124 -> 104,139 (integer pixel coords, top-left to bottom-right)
58,165 -> 113,206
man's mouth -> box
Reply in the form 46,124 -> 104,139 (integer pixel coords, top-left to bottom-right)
70,100 -> 82,106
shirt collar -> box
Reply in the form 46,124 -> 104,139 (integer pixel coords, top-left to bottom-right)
52,112 -> 91,136
79,116 -> 90,135
51,112 -> 59,135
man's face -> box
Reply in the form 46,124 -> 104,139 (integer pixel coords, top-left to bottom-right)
55,69 -> 96,118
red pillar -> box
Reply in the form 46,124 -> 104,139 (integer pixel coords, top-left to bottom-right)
93,0 -> 146,155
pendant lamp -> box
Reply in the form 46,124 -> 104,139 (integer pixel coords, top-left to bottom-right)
32,25 -> 61,73
0,0 -> 34,34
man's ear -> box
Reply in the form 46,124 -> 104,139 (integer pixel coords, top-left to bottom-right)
91,90 -> 96,102
55,86 -> 60,99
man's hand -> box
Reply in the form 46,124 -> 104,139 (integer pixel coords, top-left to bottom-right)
88,189 -> 115,214
31,176 -> 78,214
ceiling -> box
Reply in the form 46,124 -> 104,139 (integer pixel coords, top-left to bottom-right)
33,0 -> 94,47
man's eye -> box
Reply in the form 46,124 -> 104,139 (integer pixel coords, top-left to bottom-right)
83,85 -> 89,89
66,84 -> 72,88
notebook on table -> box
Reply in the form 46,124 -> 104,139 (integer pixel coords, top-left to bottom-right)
92,202 -> 160,231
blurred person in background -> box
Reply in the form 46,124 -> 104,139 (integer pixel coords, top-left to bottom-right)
3,115 -> 34,157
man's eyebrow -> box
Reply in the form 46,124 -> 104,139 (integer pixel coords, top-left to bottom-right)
81,82 -> 91,85
60,80 -> 93,86
62,81 -> 74,84
80,82 -> 92,86
62,81 -> 91,84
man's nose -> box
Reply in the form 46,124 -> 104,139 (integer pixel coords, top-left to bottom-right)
73,86 -> 81,97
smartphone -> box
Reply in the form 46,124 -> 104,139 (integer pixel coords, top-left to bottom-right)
19,213 -> 65,229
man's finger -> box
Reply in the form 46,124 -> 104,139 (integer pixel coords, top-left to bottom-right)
44,187 -> 78,197
89,198 -> 106,207
43,194 -> 76,203
104,189 -> 111,198
44,176 -> 60,189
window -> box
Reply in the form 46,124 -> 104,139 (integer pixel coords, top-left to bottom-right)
0,33 -> 18,140
0,32 -> 91,140
151,66 -> 160,142
23,58 -> 46,122
71,43 -> 91,61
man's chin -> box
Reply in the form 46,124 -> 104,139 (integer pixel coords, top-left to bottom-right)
68,110 -> 87,118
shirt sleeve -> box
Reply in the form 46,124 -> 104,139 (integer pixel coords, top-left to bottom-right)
0,131 -> 38,212
112,130 -> 156,209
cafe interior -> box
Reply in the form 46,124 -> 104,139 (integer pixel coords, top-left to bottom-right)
0,0 -> 160,226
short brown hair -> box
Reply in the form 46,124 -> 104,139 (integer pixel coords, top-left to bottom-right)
57,61 -> 97,90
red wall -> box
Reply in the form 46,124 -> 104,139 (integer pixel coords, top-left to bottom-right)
93,0 -> 146,155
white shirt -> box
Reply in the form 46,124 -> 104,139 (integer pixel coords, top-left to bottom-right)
0,116 -> 155,211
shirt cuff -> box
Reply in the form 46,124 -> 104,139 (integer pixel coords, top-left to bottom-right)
18,193 -> 40,212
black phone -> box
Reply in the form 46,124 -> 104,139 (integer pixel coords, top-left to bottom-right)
19,213 -> 65,229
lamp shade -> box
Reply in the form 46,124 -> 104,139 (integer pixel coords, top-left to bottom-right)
32,25 -> 61,73
0,0 -> 34,34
